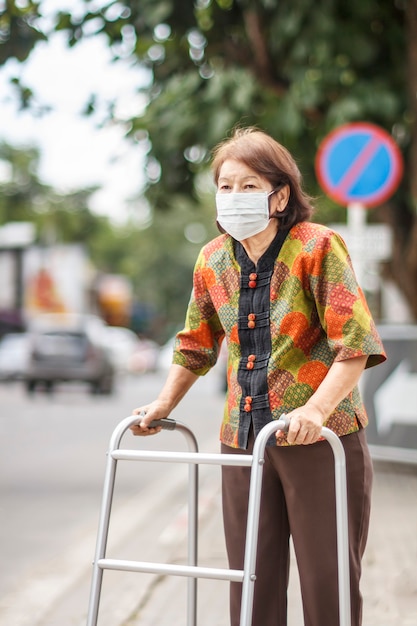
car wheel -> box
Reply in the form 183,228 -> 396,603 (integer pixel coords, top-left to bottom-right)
26,380 -> 37,394
90,381 -> 100,395
99,375 -> 114,395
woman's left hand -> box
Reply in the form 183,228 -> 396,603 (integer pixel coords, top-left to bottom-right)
276,405 -> 325,445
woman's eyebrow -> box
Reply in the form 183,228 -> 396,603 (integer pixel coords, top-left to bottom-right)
218,174 -> 259,182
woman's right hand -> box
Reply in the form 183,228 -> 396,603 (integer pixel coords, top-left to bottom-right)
129,364 -> 199,437
129,400 -> 172,437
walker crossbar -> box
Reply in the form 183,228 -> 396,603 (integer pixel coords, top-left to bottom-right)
97,558 -> 244,582
111,449 -> 253,467
86,415 -> 351,626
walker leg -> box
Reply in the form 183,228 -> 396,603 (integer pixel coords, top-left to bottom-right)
239,422 -> 275,626
187,462 -> 198,626
86,453 -> 118,626
239,421 -> 351,626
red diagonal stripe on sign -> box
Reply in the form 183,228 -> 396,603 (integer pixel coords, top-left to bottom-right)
337,135 -> 381,197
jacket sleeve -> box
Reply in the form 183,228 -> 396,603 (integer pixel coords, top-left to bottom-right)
310,229 -> 386,369
172,247 -> 225,375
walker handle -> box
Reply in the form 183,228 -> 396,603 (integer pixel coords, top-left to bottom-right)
148,416 -> 288,433
148,418 -> 177,431
147,416 -> 290,433
278,414 -> 290,432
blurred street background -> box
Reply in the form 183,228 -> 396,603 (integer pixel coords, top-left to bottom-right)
0,1 -> 416,624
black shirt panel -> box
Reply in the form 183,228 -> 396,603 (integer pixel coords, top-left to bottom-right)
234,227 -> 289,448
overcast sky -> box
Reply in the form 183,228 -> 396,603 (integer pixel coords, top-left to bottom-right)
0,0 -> 150,224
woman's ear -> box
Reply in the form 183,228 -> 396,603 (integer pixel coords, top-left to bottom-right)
272,184 -> 290,213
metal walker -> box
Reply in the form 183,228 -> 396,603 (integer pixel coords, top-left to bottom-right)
86,416 -> 351,626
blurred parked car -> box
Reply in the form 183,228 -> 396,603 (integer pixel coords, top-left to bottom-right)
99,326 -> 160,374
25,314 -> 115,394
0,333 -> 30,381
128,337 -> 159,373
100,326 -> 141,373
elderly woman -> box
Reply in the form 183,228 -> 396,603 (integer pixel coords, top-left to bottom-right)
131,127 -> 386,626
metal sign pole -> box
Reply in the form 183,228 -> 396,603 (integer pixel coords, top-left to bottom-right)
347,201 -> 366,287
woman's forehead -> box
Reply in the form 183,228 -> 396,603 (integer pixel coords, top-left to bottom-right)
218,159 -> 265,181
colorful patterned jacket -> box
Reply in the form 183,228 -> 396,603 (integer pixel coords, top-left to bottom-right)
173,222 -> 386,449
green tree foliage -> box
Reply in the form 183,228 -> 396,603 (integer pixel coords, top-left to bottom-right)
0,0 -> 45,64
1,0 -> 416,316
0,142 -> 102,244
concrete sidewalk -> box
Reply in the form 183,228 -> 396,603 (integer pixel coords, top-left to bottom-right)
7,447 -> 416,626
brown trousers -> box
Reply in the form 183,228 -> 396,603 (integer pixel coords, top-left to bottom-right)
221,427 -> 373,626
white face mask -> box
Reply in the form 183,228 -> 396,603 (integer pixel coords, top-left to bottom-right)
216,191 -> 275,241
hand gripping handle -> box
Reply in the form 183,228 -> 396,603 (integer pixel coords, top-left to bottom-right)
278,414 -> 291,432
137,408 -> 177,431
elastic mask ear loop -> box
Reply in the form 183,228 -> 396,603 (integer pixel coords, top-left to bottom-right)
268,183 -> 286,218
268,182 -> 285,198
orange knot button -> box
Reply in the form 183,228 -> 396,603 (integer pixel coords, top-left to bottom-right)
248,273 -> 258,289
246,355 -> 256,370
248,313 -> 256,328
243,396 -> 252,413
244,396 -> 253,412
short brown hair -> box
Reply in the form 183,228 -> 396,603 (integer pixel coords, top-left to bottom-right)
211,127 -> 314,229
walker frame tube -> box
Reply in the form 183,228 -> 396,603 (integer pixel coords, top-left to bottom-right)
86,416 -> 199,626
240,420 -> 351,626
86,416 -> 351,626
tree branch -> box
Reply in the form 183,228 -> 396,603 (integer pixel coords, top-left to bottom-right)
242,9 -> 288,95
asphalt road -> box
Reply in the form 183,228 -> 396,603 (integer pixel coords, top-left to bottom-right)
0,368 -> 226,606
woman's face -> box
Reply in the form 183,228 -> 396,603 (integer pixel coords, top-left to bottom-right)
217,159 -> 273,195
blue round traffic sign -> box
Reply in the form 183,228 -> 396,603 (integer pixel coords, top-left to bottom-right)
315,122 -> 403,207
